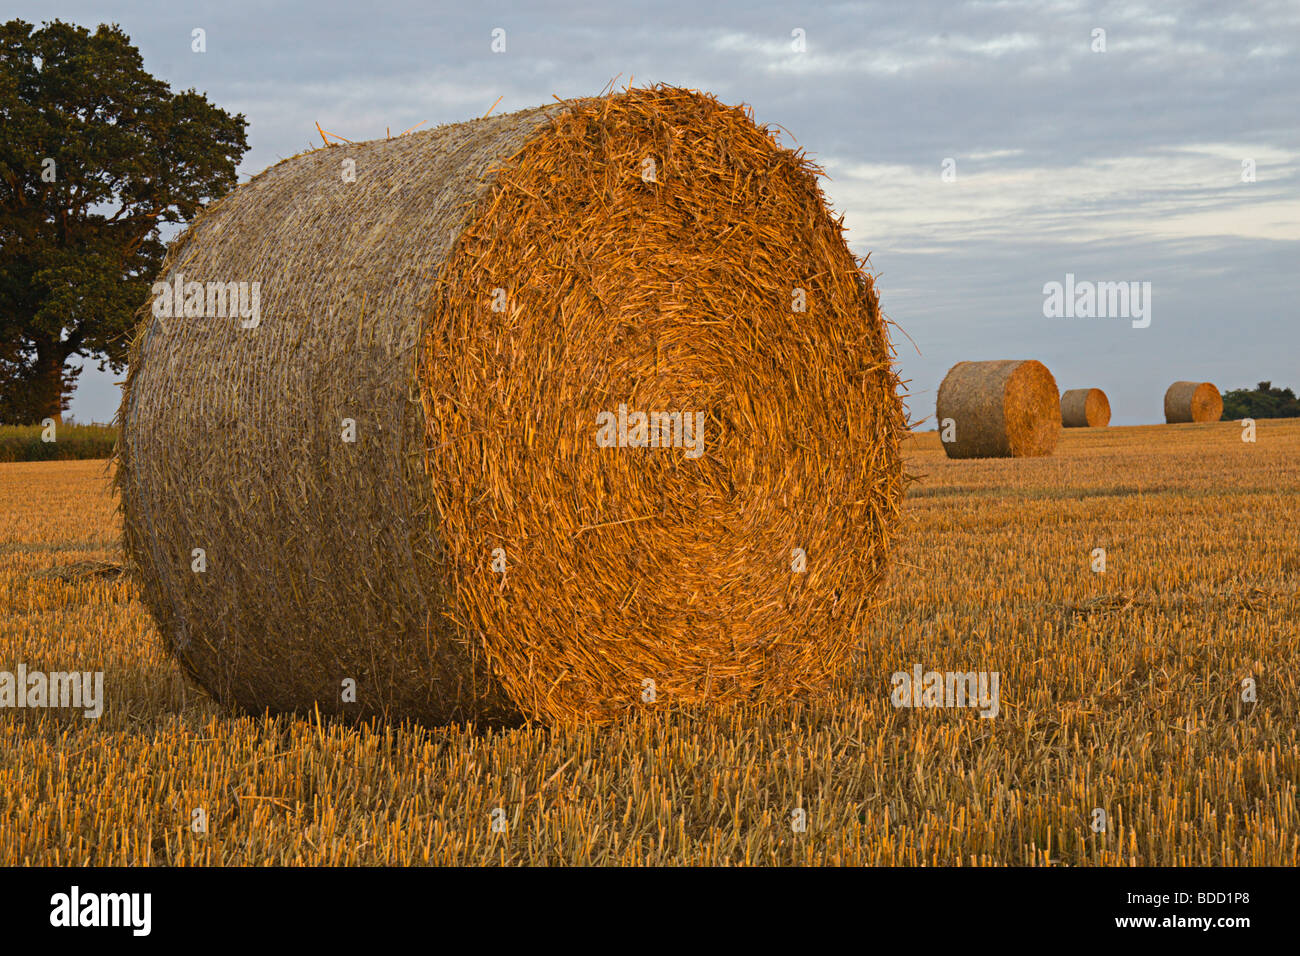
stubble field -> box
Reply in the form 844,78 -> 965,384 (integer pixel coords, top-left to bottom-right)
1,419 -> 1296,864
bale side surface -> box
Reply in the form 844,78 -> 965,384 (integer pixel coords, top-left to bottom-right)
1164,381 -> 1222,423
117,102 -> 574,723
1061,387 -> 1111,427
936,360 -> 1060,458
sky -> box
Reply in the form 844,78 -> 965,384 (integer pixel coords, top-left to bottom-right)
18,0 -> 1298,426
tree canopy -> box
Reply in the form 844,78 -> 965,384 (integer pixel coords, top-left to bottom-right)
0,18 -> 248,422
1221,382 -> 1300,420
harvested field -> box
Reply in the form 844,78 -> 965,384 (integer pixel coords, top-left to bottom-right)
2,420 -> 1296,865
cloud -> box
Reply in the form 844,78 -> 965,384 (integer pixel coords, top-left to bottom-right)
825,144 -> 1300,254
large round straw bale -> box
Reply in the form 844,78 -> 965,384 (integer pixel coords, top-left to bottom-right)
935,359 -> 1060,458
1164,381 -> 1222,423
1060,387 -> 1111,427
116,86 -> 908,725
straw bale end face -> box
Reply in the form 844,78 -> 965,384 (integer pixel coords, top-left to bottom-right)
116,86 -> 909,726
1061,387 -> 1111,427
1164,381 -> 1222,423
936,359 -> 1060,458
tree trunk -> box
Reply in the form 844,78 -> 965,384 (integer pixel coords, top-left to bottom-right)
31,340 -> 68,424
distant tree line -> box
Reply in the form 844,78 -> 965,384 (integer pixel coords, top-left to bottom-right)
1221,382 -> 1300,420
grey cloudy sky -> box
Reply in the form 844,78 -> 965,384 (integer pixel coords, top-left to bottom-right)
23,0 -> 1298,425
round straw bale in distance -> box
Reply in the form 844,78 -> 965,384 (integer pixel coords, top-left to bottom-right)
936,359 -> 1060,458
117,86 -> 908,725
1164,381 -> 1222,423
1061,387 -> 1111,427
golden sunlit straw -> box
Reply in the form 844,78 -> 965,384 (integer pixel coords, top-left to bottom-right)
1061,387 -> 1111,427
936,359 -> 1061,458
1164,380 -> 1222,423
116,85 -> 907,725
